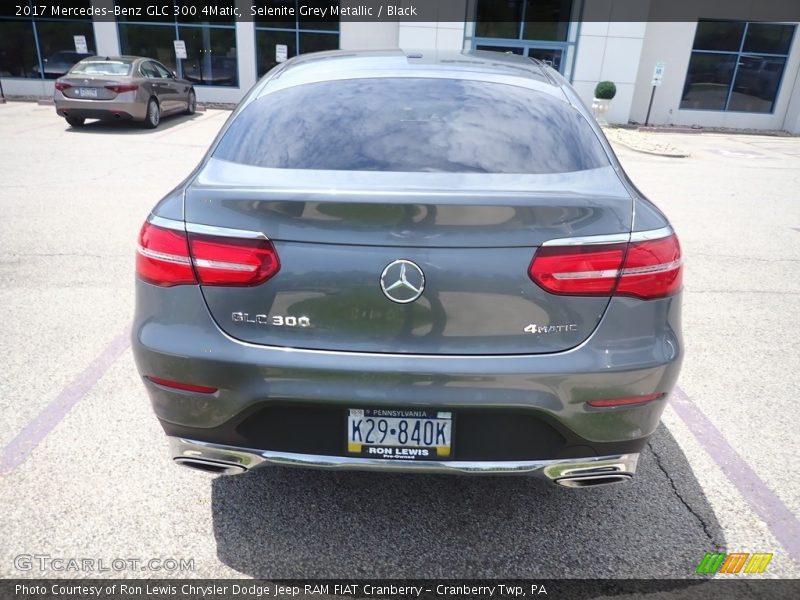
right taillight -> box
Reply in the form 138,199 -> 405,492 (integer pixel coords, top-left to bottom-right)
529,232 -> 682,300
136,221 -> 280,287
616,234 -> 682,299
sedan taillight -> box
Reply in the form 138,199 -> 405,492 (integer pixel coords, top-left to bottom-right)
55,81 -> 71,91
105,84 -> 138,94
136,221 -> 280,287
529,233 -> 682,300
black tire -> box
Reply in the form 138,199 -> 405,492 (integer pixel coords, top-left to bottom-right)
65,116 -> 85,127
143,98 -> 160,129
185,90 -> 196,115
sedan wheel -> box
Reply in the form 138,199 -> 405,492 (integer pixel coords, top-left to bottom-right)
185,90 -> 196,115
144,98 -> 160,129
65,116 -> 85,127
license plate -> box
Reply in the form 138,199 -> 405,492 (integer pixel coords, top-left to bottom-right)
77,87 -> 98,98
347,409 -> 452,460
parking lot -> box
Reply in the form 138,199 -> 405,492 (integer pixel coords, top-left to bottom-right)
1,101 -> 799,579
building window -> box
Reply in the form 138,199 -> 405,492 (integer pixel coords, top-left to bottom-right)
468,0 -> 579,78
255,1 -> 340,77
0,0 -> 94,79
116,1 -> 238,87
680,20 -> 796,113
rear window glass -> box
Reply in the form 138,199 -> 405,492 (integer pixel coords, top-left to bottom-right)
213,78 -> 609,174
70,61 -> 132,76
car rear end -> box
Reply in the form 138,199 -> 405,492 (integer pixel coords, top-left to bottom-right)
54,57 -> 146,122
132,51 -> 683,487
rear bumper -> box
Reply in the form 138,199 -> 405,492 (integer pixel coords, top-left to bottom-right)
170,437 -> 639,487
54,96 -> 146,121
133,282 -> 683,469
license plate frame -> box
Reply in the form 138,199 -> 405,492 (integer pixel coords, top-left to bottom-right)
345,408 -> 453,460
77,87 -> 98,98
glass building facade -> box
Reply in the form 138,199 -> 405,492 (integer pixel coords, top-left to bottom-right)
0,1 -> 95,79
0,1 -> 798,131
680,20 -> 796,114
467,0 -> 580,79
255,1 -> 340,76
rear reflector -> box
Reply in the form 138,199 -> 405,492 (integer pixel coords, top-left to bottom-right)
136,221 -> 280,287
55,82 -> 71,91
105,84 -> 138,94
587,393 -> 664,408
146,376 -> 217,394
529,233 -> 682,300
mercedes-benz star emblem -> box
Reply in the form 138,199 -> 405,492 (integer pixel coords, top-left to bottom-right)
380,260 -> 425,304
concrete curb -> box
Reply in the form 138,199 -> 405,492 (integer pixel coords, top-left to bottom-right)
603,127 -> 690,158
638,126 -> 701,134
611,139 -> 690,158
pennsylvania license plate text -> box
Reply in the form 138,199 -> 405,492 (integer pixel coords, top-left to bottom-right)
347,409 -> 452,460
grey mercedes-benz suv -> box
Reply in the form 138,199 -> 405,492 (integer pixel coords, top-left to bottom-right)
132,50 -> 683,488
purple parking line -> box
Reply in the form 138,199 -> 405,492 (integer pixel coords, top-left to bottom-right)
0,331 -> 130,476
671,386 -> 800,564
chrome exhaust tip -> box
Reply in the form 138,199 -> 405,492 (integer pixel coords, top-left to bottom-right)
544,454 -> 638,488
554,473 -> 633,488
174,457 -> 245,476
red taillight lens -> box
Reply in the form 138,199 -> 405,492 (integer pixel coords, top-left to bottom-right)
616,234 -> 682,299
529,243 -> 626,295
146,376 -> 217,394
105,84 -> 138,94
136,222 -> 196,286
188,234 -> 280,286
587,393 -> 664,408
529,233 -> 682,300
136,221 -> 280,287
55,81 -> 71,91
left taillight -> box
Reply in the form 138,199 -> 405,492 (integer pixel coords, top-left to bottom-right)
55,81 -> 71,91
136,222 -> 196,286
136,221 -> 281,287
188,233 -> 281,286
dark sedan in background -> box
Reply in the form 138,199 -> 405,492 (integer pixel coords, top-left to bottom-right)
54,56 -> 196,128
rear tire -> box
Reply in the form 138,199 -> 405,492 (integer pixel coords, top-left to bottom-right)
143,98 -> 160,129
65,116 -> 84,127
185,90 -> 196,115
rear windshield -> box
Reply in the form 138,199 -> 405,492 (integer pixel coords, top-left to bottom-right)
70,61 -> 132,76
213,78 -> 609,174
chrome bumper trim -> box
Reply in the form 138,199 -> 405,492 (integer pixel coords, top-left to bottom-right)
168,437 -> 639,482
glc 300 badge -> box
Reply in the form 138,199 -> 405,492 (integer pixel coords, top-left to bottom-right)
380,260 -> 425,304
232,313 -> 310,327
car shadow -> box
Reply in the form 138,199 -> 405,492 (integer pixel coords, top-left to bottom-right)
211,423 -> 724,579
64,112 -> 200,135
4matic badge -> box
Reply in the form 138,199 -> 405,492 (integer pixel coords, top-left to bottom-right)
524,323 -> 578,334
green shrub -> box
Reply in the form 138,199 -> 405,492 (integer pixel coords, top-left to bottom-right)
594,81 -> 617,100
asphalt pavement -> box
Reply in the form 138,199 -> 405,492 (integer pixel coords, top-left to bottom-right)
0,102 -> 798,579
